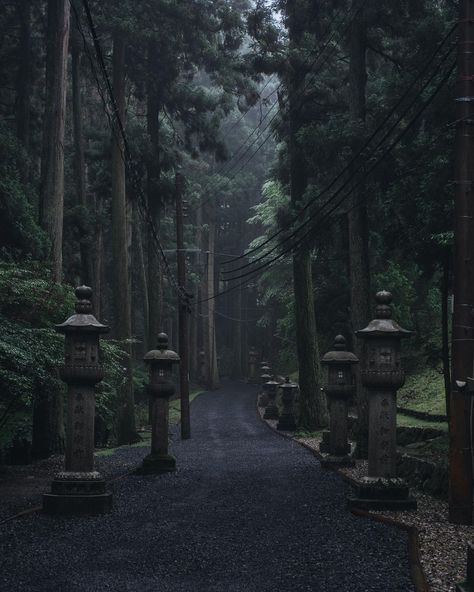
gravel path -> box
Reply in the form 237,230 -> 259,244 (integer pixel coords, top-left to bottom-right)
0,382 -> 414,591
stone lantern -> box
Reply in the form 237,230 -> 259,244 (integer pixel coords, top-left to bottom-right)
199,349 -> 206,384
349,291 -> 417,511
258,365 -> 272,407
263,378 -> 280,420
320,335 -> 358,467
140,333 -> 180,474
248,347 -> 258,383
43,286 -> 111,515
277,377 -> 298,431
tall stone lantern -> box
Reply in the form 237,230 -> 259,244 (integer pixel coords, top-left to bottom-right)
43,286 -> 111,515
277,377 -> 298,431
248,347 -> 258,383
263,378 -> 280,420
258,364 -> 271,407
320,335 -> 358,467
140,333 -> 180,474
349,291 -> 417,511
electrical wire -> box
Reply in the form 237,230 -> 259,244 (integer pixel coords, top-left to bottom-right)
198,0 -> 366,210
193,57 -> 456,304
223,59 -> 456,283
221,22 -> 458,267
77,0 -> 190,304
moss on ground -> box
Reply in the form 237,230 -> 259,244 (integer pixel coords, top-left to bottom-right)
398,367 -> 447,416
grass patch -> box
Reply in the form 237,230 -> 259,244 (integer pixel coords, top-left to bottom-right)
397,413 -> 448,432
398,367 -> 447,416
294,429 -> 324,440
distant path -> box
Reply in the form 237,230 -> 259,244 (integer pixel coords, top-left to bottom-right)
0,382 -> 414,591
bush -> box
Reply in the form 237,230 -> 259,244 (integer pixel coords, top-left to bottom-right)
0,263 -> 125,456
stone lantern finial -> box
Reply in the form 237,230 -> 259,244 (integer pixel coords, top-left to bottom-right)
334,335 -> 347,350
374,290 -> 393,319
157,332 -> 168,350
75,285 -> 93,314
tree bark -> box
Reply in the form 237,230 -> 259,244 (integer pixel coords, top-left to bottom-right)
348,1 -> 371,458
442,249 -> 451,419
287,0 -> 328,429
15,0 -> 32,182
111,34 -> 137,445
34,0 -> 70,457
39,0 -> 70,282
146,40 -> 163,351
71,15 -> 93,286
206,200 -> 220,389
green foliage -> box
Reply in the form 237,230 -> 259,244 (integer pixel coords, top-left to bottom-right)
0,126 -> 47,258
0,264 -> 125,454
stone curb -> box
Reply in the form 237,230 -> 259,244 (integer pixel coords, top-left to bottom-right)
256,400 -> 430,592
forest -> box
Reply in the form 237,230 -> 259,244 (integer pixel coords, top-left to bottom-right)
0,1 -> 471,590
0,0 -> 455,460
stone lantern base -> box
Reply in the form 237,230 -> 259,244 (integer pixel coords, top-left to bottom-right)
319,430 -> 351,456
258,391 -> 269,407
348,477 -> 417,511
277,414 -> 297,431
42,471 -> 112,515
138,452 -> 176,475
263,403 -> 279,420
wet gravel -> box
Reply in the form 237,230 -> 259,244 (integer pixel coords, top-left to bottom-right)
0,382 -> 414,591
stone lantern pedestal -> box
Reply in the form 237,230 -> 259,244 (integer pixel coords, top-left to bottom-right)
43,286 -> 112,515
277,378 -> 298,431
263,379 -> 280,420
456,542 -> 474,592
247,348 -> 258,383
348,292 -> 417,511
139,333 -> 180,474
258,366 -> 271,407
320,336 -> 357,468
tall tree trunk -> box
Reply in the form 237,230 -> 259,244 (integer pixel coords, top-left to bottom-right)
15,0 -> 32,183
34,0 -> 70,457
287,0 -> 328,429
111,34 -> 137,445
39,0 -> 70,282
146,41 -> 163,350
348,1 -> 371,458
442,249 -> 451,419
71,15 -> 93,286
207,201 -> 220,389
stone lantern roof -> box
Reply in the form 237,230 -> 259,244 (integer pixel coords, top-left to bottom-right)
144,333 -> 180,363
356,291 -> 413,339
56,286 -> 108,334
321,335 -> 359,365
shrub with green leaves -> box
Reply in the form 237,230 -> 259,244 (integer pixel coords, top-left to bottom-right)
0,264 -> 125,454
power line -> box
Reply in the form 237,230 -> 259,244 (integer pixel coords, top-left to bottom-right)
198,0 -> 365,210
223,59 -> 456,283
77,0 -> 190,304
221,22 -> 458,268
192,55 -> 455,305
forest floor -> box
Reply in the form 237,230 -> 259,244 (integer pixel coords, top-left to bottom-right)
0,382 -> 413,591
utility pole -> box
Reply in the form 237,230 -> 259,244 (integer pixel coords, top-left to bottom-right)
450,1 -> 474,525
176,172 -> 191,440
